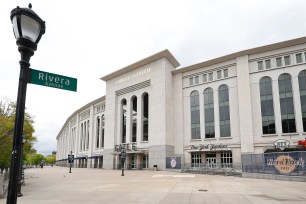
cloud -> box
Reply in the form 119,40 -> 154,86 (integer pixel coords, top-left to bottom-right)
1,0 -> 306,155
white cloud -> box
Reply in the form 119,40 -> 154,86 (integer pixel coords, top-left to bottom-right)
1,0 -> 306,155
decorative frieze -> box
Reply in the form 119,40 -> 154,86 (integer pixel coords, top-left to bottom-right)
80,110 -> 90,120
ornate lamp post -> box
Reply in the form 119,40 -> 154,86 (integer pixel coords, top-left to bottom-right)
7,4 -> 45,204
17,136 -> 27,197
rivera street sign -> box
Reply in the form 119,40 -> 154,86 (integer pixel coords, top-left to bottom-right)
28,68 -> 77,92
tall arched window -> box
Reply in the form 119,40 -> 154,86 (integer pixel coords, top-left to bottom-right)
86,120 -> 90,149
190,91 -> 201,139
260,77 -> 276,134
132,96 -> 137,142
101,115 -> 105,148
278,73 -> 296,133
121,99 -> 127,143
142,93 -> 149,142
204,88 -> 215,138
96,117 -> 100,148
218,85 -> 231,137
299,70 -> 306,132
80,123 -> 83,150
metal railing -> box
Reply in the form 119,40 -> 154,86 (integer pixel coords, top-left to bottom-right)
183,163 -> 242,176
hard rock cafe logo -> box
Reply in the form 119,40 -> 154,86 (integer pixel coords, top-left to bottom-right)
267,155 -> 305,174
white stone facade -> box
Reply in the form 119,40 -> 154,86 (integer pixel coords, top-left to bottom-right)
56,37 -> 306,170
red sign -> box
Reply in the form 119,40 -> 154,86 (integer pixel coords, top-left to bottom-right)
297,140 -> 306,148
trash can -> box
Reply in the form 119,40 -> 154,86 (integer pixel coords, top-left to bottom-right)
153,165 -> 157,171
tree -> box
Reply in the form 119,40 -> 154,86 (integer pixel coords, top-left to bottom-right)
45,154 -> 56,165
26,154 -> 45,166
0,99 -> 37,171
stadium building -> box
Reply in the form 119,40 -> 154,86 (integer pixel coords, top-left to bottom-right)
56,37 -> 306,174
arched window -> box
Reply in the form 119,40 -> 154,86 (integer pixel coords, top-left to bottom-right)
190,91 -> 201,139
142,93 -> 149,141
278,73 -> 296,133
204,88 -> 215,138
299,70 -> 306,132
96,117 -> 100,148
260,77 -> 276,134
132,96 -> 137,142
86,120 -> 90,149
121,99 -> 127,143
80,123 -> 83,150
218,85 -> 231,137
101,115 -> 105,148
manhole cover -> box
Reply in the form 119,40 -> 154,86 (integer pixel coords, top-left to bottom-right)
198,189 -> 208,192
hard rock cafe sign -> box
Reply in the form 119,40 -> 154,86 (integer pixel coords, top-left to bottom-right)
267,155 -> 305,174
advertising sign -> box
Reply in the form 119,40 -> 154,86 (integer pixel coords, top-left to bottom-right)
273,139 -> 290,150
166,157 -> 181,169
68,155 -> 74,163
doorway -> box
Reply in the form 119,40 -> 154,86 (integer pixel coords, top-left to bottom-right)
131,154 -> 137,169
206,153 -> 216,168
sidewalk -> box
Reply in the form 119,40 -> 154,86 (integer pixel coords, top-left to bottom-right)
1,166 -> 306,204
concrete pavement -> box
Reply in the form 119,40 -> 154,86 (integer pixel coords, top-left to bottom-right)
1,166 -> 306,204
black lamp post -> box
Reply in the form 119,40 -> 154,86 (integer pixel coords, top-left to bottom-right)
121,149 -> 126,176
7,4 -> 45,204
17,137 -> 27,197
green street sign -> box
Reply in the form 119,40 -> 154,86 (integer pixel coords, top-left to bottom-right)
28,68 -> 77,92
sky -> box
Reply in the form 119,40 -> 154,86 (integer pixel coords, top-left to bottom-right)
1,0 -> 306,155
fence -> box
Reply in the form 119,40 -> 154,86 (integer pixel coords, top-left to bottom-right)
241,151 -> 306,176
183,163 -> 242,176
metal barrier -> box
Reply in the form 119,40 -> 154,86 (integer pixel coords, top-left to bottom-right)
241,151 -> 306,176
183,163 -> 242,176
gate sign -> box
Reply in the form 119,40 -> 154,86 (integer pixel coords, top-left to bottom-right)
273,139 -> 290,150
28,68 -> 77,92
68,155 -> 74,163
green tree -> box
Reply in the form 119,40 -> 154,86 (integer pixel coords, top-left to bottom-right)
0,99 -> 37,171
26,154 -> 45,166
45,154 -> 56,165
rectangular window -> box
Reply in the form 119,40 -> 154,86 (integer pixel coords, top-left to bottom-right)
191,153 -> 201,167
296,53 -> 302,63
284,55 -> 290,66
258,61 -> 263,70
276,57 -> 282,67
209,73 -> 213,81
221,151 -> 232,168
195,76 -> 199,84
265,59 -> 271,69
224,69 -> 228,77
217,70 -> 222,79
203,74 -> 207,83
189,78 -> 193,86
